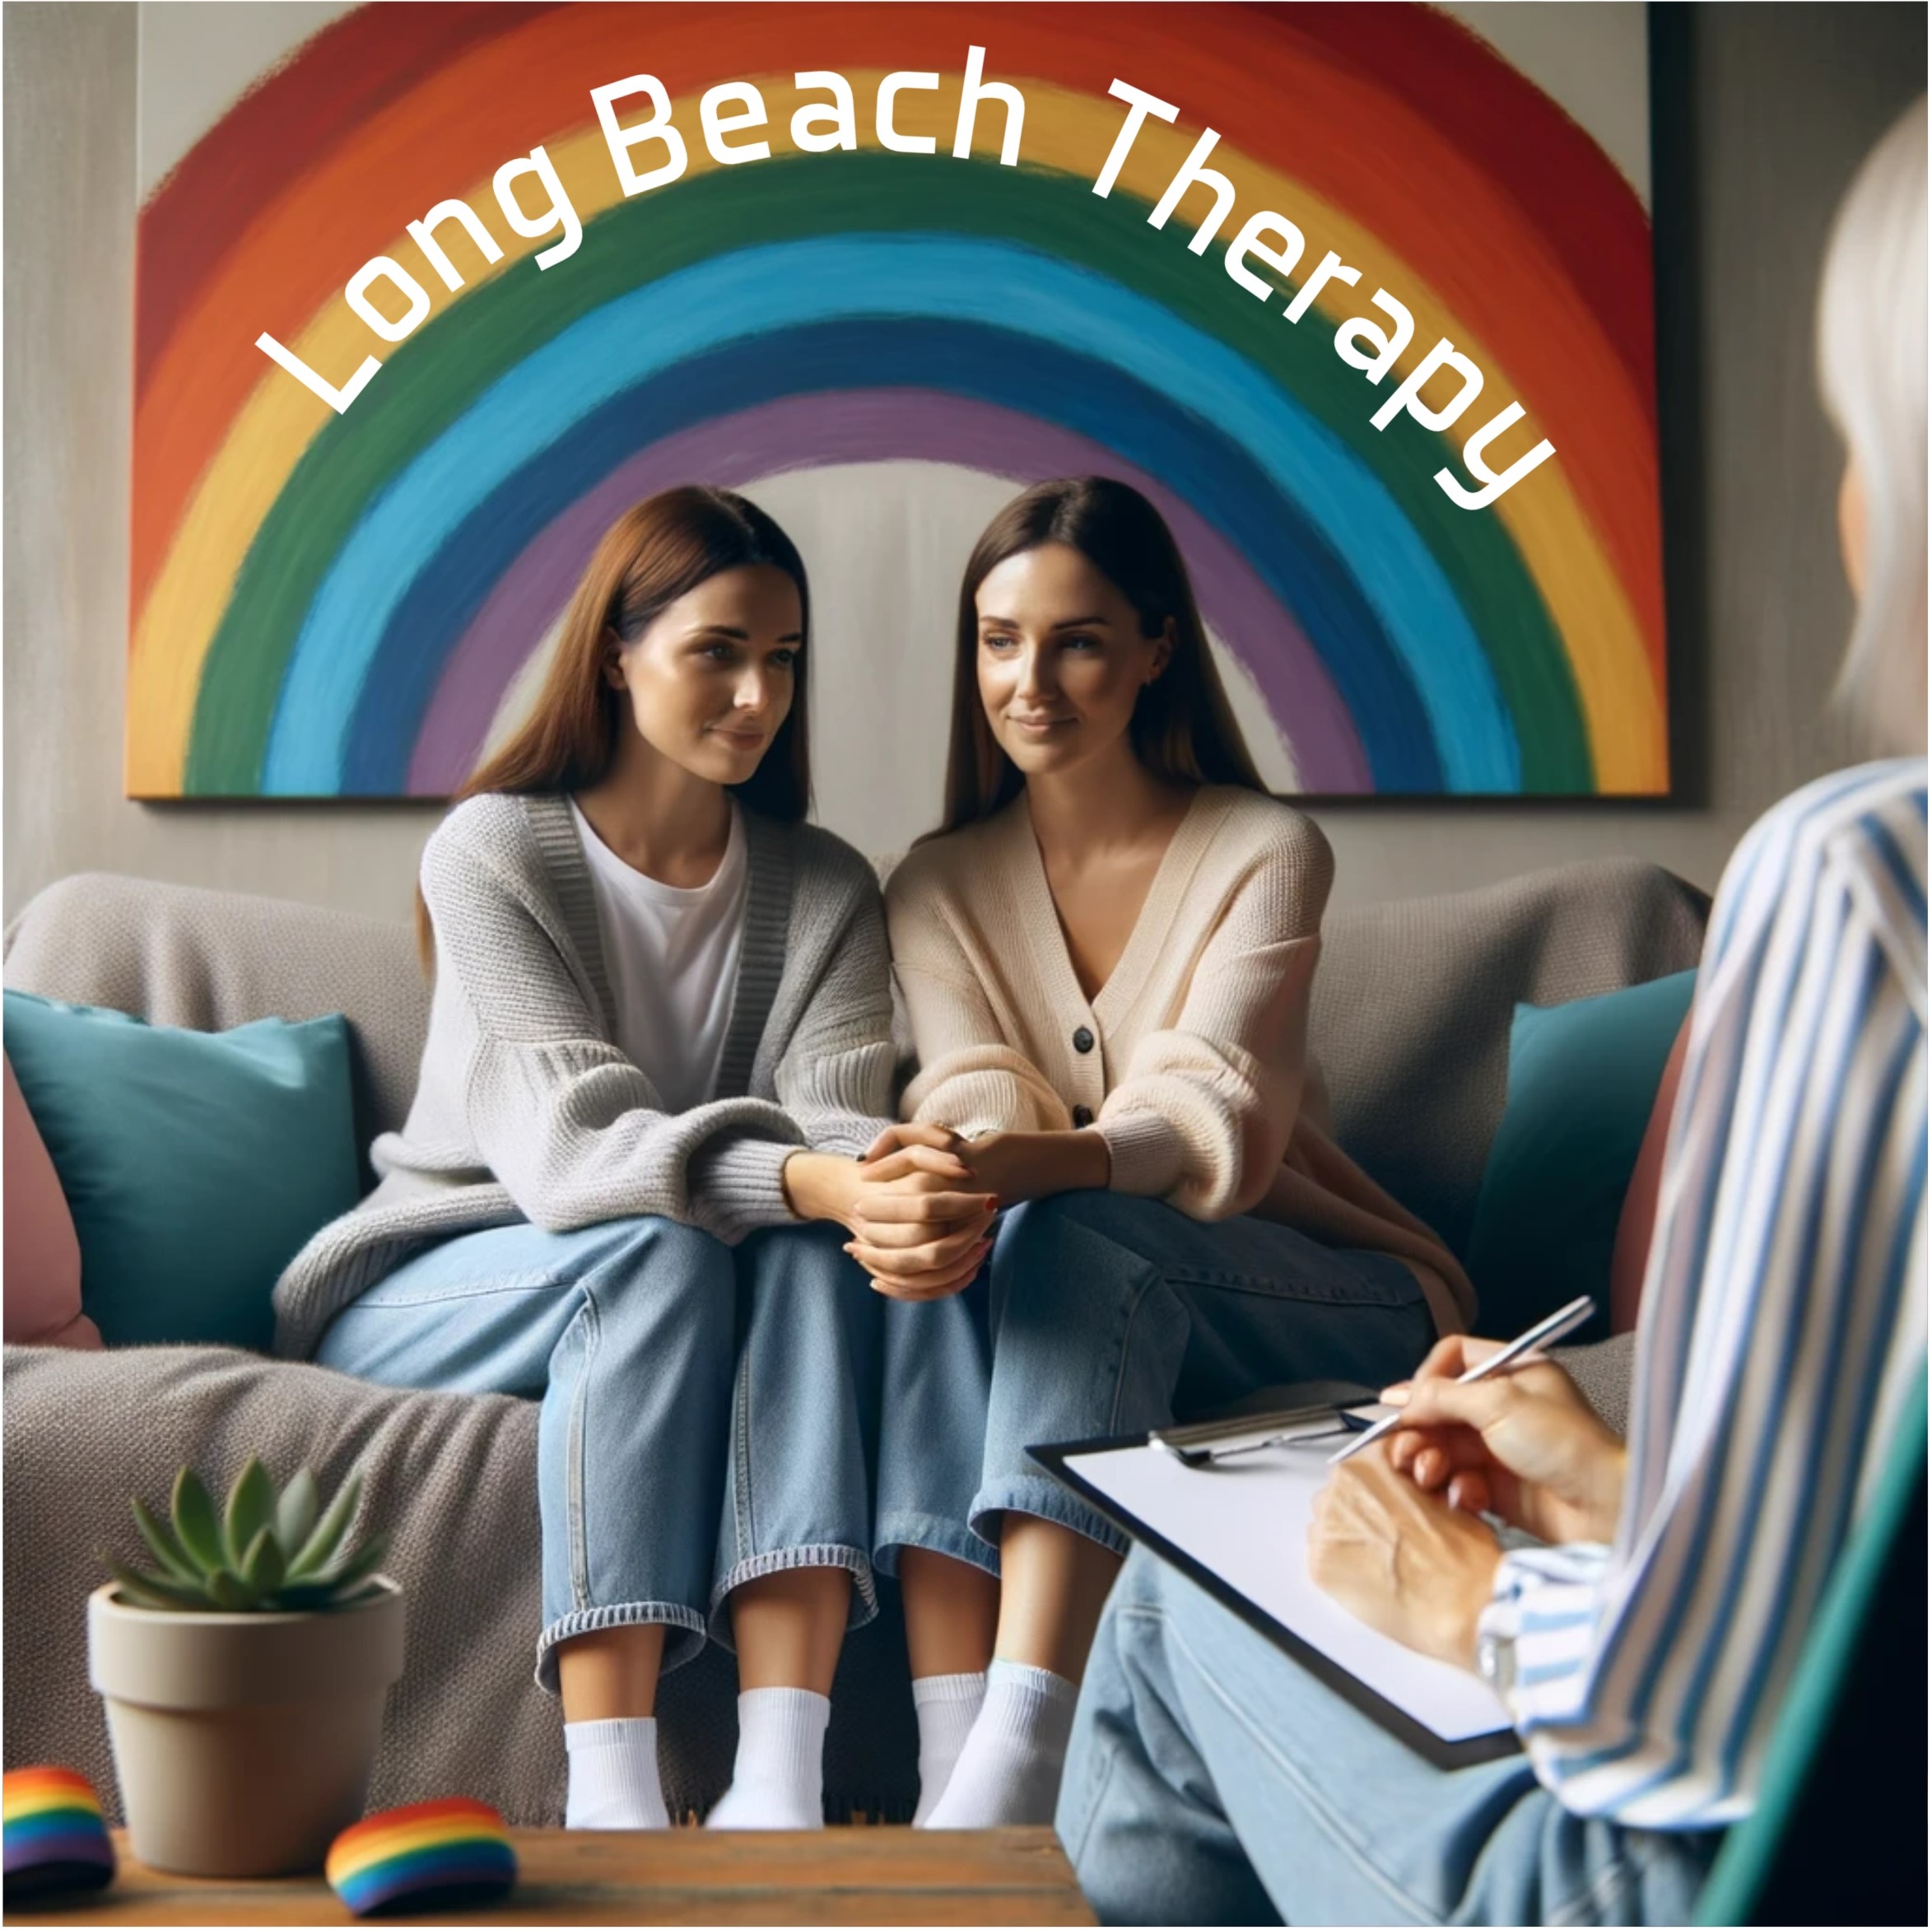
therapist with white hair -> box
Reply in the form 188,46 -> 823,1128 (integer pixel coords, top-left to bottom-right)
1055,96 -> 1928,1927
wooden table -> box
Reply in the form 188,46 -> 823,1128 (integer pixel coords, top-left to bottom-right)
12,1827 -> 1096,1925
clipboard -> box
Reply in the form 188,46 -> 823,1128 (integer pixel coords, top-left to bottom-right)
1029,1430 -> 1522,1771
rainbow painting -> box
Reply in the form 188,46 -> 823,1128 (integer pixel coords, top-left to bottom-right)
129,2 -> 1666,808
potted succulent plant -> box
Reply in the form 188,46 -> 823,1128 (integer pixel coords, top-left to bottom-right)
87,1458 -> 404,1877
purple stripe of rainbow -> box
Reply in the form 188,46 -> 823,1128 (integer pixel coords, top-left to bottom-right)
3,1814 -> 114,1875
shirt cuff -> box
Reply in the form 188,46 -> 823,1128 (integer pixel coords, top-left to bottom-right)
1096,1106 -> 1189,1197
686,1133 -> 799,1242
808,1115 -> 900,1161
1484,1543 -> 1610,1723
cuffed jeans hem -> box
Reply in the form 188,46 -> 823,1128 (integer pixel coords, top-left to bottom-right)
873,1510 -> 1004,1583
973,1475 -> 1134,1559
705,1543 -> 880,1653
533,1601 -> 709,1696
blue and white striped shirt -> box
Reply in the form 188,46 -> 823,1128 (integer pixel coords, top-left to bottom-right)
1485,759 -> 1927,1830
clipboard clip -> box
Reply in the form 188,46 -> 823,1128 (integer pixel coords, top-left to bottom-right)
1148,1401 -> 1372,1468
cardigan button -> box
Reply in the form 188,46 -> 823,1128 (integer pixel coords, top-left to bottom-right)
1072,1105 -> 1095,1129
1073,1027 -> 1095,1054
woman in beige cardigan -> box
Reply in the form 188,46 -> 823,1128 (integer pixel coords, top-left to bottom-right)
860,476 -> 1473,1827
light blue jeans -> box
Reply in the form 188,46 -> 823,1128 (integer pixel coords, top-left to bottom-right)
1059,1547 -> 1725,1926
874,1191 -> 1435,1573
314,1215 -> 881,1691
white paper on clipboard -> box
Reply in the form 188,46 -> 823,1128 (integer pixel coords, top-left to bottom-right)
1064,1430 -> 1512,1745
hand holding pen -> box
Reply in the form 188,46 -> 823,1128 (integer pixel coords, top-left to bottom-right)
1368,1300 -> 1630,1546
1329,1294 -> 1599,1466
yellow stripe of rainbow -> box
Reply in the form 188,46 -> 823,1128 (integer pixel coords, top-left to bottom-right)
2,1769 -> 105,1824
325,1797 -> 511,1884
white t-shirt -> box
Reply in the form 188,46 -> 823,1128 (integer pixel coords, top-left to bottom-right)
569,798 -> 749,1113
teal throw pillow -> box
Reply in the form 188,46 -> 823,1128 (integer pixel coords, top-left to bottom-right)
2,991 -> 360,1350
1466,970 -> 1697,1343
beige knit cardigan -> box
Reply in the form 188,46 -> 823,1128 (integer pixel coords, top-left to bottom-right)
884,785 -> 1476,1334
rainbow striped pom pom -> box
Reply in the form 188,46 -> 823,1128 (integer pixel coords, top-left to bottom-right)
2,1767 -> 115,1900
326,1798 -> 516,1917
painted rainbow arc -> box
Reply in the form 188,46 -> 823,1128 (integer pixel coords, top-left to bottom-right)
130,2 -> 1666,800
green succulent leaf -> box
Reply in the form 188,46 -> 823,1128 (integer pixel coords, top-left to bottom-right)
289,1470 -> 361,1580
273,1467 -> 319,1558
204,1567 -> 257,1612
315,1534 -> 388,1597
128,1461 -> 386,1615
241,1526 -> 286,1598
223,1458 -> 276,1569
130,1499 -> 202,1585
104,1554 -> 211,1611
170,1468 -> 226,1574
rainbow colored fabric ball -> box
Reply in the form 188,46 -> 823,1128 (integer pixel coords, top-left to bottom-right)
2,1767 -> 116,1900
326,1797 -> 516,1916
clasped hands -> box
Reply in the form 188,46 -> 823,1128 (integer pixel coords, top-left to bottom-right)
783,1121 -> 1011,1302
1306,1336 -> 1629,1671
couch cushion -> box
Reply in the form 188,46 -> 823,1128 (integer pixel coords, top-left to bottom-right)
1311,857 -> 1710,1262
4,991 -> 361,1350
1464,970 -> 1697,1342
4,874 -> 430,1167
2,1056 -> 96,1349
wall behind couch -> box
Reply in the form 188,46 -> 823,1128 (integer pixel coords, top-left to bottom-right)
5,3 -> 1925,926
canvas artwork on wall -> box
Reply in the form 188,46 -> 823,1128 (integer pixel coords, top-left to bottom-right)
128,1 -> 1665,840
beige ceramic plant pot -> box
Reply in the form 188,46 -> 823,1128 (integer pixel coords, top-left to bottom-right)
87,1577 -> 405,1876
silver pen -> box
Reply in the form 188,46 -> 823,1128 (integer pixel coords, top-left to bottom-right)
1325,1294 -> 1599,1466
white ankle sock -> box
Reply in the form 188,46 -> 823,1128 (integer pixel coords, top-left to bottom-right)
705,1688 -> 830,1830
564,1717 -> 671,1830
920,1659 -> 1080,1828
910,1671 -> 988,1825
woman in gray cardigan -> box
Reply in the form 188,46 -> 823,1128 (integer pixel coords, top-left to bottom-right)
274,488 -> 999,1831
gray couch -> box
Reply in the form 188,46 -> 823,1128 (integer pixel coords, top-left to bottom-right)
2,856 -> 1708,1823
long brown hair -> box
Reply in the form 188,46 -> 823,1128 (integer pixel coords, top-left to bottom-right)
933,476 -> 1266,836
416,485 -> 812,967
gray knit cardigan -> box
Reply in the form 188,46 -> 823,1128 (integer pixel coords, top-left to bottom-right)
272,792 -> 896,1359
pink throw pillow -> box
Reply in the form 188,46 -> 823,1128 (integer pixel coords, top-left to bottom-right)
4,1054 -> 100,1347
1608,1009 -> 1693,1336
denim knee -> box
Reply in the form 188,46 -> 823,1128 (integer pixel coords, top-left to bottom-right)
989,1192 -> 1160,1326
581,1215 -> 737,1340
873,1284 -> 1002,1582
594,1213 -> 735,1274
999,1190 -> 1175,1250
708,1221 -> 884,1647
521,1218 -> 744,1691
